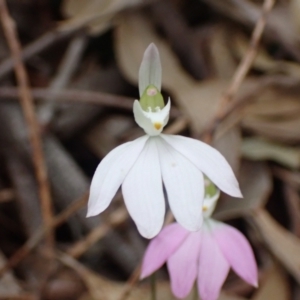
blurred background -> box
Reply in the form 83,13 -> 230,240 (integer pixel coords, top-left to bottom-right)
0,0 -> 299,299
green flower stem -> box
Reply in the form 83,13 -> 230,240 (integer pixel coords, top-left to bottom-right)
193,284 -> 199,300
150,273 -> 157,300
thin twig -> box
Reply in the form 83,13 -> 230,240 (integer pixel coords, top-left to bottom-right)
201,0 -> 275,143
0,193 -> 88,278
0,27 -> 81,81
0,86 -> 181,117
38,34 -> 88,125
0,295 -> 36,300
0,0 -> 54,247
0,87 -> 134,109
0,0 -> 156,81
67,207 -> 128,258
118,266 -> 142,300
284,184 -> 300,238
150,273 -> 157,300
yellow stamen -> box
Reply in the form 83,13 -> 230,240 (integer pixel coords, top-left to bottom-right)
154,123 -> 162,130
203,206 -> 208,211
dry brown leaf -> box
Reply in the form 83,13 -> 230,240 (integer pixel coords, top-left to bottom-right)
85,114 -> 134,157
204,0 -> 300,66
60,252 -> 247,300
241,82 -> 300,143
79,285 -> 247,300
251,264 -> 290,300
251,208 -> 300,284
242,115 -> 300,143
233,31 -> 300,78
242,138 -> 300,169
273,167 -> 300,188
217,294 -> 247,300
243,87 -> 300,118
214,161 -> 272,221
210,25 -> 237,79
115,12 -> 194,89
213,126 -> 242,175
290,0 -> 300,34
60,0 -> 142,34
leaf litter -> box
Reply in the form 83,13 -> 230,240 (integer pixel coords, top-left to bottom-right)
0,0 -> 299,299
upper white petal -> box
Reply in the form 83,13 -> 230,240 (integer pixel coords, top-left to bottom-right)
138,43 -> 162,96
87,135 -> 149,217
156,136 -> 204,231
133,99 -> 170,136
122,137 -> 165,238
161,134 -> 242,198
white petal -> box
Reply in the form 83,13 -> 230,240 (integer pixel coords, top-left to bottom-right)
122,138 -> 165,238
156,137 -> 204,231
133,100 -> 154,135
87,136 -> 149,217
162,97 -> 171,126
161,134 -> 242,198
133,99 -> 170,136
139,43 -> 162,97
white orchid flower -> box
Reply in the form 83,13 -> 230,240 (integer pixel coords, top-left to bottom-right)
87,43 -> 242,238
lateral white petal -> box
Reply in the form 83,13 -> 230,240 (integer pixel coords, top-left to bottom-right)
138,43 -> 162,96
87,136 -> 149,217
133,100 -> 156,136
162,98 -> 171,126
161,134 -> 242,198
156,137 -> 204,231
133,99 -> 171,136
122,138 -> 165,238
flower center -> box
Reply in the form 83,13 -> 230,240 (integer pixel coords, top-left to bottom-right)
203,177 -> 220,218
154,123 -> 162,130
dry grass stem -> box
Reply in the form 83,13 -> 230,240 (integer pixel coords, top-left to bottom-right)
0,193 -> 88,278
0,0 -> 54,247
202,0 -> 275,143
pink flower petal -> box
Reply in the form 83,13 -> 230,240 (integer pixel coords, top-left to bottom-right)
212,220 -> 258,287
167,231 -> 202,299
141,223 -> 189,279
198,226 -> 230,300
